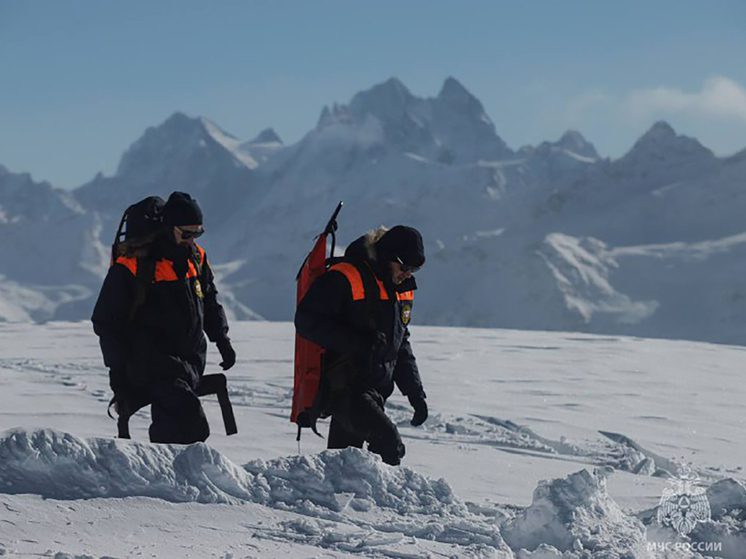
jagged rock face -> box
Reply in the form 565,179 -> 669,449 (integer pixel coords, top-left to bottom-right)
610,121 -> 719,189
323,76 -> 513,164
555,131 -> 599,160
429,77 -> 513,164
244,127 -> 283,146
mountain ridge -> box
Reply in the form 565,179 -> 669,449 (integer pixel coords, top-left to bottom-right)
0,77 -> 744,344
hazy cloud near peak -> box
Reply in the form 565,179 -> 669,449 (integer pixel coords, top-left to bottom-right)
559,76 -> 746,157
623,76 -> 746,123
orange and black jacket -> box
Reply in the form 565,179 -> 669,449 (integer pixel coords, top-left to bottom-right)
92,239 -> 229,395
295,235 -> 425,401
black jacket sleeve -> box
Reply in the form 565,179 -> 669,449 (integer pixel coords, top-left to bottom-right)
295,270 -> 368,354
393,327 -> 425,399
91,263 -> 135,392
200,255 -> 230,343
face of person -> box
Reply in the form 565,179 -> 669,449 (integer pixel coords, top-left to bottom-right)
390,260 -> 415,285
172,224 -> 204,247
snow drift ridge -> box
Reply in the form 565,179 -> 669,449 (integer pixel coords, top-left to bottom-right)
4,428 -> 746,557
0,428 -> 460,515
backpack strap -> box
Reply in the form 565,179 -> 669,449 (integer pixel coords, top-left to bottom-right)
358,262 -> 383,332
191,244 -> 203,277
328,261 -> 381,331
130,256 -> 156,321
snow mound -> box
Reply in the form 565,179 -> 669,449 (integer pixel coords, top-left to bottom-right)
244,447 -> 463,516
686,478 -> 746,559
706,478 -> 746,518
0,428 -> 257,504
0,428 -> 461,516
503,469 -> 648,557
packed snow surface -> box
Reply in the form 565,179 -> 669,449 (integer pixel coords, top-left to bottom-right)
0,321 -> 744,557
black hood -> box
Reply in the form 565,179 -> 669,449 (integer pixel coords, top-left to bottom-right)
344,235 -> 370,262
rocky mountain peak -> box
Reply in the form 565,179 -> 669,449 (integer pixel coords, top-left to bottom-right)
437,77 -> 483,111
249,128 -> 283,145
621,120 -> 715,163
345,78 -> 417,131
556,130 -> 599,159
116,112 -> 212,177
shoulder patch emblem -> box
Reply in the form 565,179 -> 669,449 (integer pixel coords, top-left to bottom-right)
401,303 -> 412,325
194,279 -> 204,299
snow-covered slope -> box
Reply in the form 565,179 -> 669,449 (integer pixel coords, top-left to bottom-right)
0,321 -> 744,558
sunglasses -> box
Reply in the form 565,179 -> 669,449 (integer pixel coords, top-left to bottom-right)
177,227 -> 204,240
395,257 -> 421,274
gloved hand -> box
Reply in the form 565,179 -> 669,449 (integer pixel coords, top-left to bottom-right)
216,338 -> 236,371
408,394 -> 428,426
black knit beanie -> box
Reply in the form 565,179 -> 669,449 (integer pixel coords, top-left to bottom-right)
375,225 -> 425,267
162,191 -> 203,226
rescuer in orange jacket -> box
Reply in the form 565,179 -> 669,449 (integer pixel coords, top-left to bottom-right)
295,225 -> 428,465
92,192 -> 235,444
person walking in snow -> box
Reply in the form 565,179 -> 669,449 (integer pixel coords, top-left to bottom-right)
295,225 -> 428,465
92,192 -> 236,444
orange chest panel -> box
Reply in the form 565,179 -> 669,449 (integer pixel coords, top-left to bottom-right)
116,248 -> 204,283
329,262 -> 414,302
153,259 -> 200,282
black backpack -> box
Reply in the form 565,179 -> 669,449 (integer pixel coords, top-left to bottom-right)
111,196 -> 166,262
110,196 -> 167,320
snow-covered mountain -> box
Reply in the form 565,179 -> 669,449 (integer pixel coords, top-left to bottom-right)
75,112 -> 261,225
239,127 -> 284,164
339,76 -> 513,164
0,166 -> 103,321
1,77 -> 745,343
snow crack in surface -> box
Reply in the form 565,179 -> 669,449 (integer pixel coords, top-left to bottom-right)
390,406 -> 681,480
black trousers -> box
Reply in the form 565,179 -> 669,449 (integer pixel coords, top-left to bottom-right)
148,379 -> 210,444
327,389 -> 405,465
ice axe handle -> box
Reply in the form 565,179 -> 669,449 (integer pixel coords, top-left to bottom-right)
323,201 -> 344,235
197,373 -> 238,436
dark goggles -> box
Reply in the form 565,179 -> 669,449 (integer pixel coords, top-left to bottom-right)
395,256 -> 421,273
177,227 -> 204,240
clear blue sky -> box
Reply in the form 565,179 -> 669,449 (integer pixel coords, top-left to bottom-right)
1,0 -> 745,188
